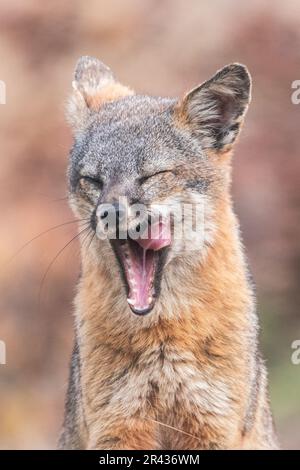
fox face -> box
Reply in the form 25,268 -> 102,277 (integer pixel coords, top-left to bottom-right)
67,56 -> 251,316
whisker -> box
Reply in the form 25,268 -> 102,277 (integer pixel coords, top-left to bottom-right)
50,196 -> 69,202
81,227 -> 95,250
7,218 -> 90,265
86,230 -> 96,250
144,416 -> 202,443
38,226 -> 90,310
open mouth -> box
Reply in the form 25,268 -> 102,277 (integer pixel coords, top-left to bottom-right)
110,222 -> 171,315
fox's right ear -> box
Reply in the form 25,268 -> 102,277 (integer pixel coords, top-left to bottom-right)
66,56 -> 134,134
175,64 -> 251,152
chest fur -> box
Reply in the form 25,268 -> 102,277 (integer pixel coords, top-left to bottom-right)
83,342 -> 234,421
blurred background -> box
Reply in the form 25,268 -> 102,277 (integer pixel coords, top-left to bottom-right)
0,0 -> 299,449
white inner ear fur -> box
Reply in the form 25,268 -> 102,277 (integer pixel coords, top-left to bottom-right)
178,64 -> 251,150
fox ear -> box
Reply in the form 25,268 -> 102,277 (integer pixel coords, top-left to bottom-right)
176,64 -> 251,151
66,56 -> 134,133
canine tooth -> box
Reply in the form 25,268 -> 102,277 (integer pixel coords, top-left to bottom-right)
148,296 -> 153,303
127,298 -> 134,305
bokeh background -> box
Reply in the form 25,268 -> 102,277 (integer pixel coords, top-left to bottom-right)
0,0 -> 299,449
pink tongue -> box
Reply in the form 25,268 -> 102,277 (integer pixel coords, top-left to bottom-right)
136,221 -> 171,251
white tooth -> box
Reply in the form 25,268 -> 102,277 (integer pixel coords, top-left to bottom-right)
148,297 -> 153,304
127,298 -> 134,305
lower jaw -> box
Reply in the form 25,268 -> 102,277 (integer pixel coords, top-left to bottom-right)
129,304 -> 155,316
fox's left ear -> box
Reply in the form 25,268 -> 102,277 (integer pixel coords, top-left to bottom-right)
176,64 -> 251,151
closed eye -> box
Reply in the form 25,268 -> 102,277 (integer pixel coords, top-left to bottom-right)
139,170 -> 173,185
79,175 -> 103,189
78,175 -> 103,205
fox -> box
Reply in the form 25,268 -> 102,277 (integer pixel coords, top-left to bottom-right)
58,56 -> 279,450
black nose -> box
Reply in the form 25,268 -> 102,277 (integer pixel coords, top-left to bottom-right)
98,201 -> 126,225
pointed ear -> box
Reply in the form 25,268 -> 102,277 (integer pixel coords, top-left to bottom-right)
176,64 -> 251,152
66,56 -> 134,133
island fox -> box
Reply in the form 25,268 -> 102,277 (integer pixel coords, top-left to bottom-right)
59,56 -> 278,449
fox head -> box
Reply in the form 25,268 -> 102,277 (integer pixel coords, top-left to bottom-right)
66,56 -> 251,316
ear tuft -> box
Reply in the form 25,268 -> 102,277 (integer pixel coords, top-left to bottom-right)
66,56 -> 134,134
176,63 -> 251,152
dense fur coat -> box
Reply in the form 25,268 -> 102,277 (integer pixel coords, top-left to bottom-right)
59,56 -> 278,450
